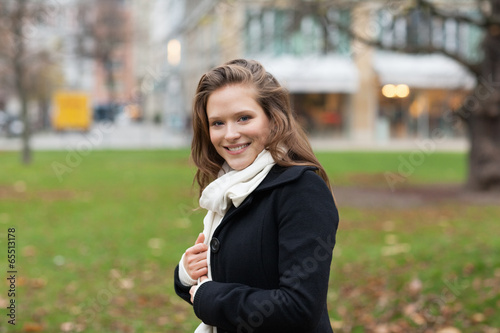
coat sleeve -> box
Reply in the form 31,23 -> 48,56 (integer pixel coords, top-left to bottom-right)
193,170 -> 339,332
174,265 -> 193,304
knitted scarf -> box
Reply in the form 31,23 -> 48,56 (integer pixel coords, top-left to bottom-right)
194,149 -> 275,333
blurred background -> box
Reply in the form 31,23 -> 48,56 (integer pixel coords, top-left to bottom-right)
1,0 -> 499,332
0,0 -> 484,153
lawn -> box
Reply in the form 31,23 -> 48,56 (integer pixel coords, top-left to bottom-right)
0,149 -> 498,333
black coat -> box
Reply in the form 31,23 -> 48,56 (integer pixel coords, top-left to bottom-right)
174,165 -> 339,333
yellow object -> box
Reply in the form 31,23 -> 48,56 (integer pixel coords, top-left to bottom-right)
52,91 -> 92,131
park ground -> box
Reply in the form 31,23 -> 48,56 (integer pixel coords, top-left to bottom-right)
0,149 -> 499,333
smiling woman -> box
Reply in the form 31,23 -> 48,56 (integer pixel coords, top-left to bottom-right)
173,59 -> 339,333
207,84 -> 271,171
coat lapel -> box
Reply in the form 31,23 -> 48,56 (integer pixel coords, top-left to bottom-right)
211,165 -> 317,236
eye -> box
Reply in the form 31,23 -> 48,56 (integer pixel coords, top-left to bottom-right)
211,120 -> 223,127
239,115 -> 250,122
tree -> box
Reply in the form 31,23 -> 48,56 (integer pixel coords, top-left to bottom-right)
0,0 -> 60,164
1,0 -> 32,164
28,51 -> 64,130
75,0 -> 130,104
305,0 -> 500,192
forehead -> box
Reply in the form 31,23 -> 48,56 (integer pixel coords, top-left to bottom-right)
206,84 -> 259,114
210,84 -> 256,100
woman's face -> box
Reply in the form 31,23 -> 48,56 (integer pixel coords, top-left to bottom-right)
206,84 -> 271,171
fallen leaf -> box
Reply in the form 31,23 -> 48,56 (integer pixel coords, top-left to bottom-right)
374,324 -> 389,333
471,312 -> 485,323
463,262 -> 475,275
17,276 -> 27,287
403,303 -> 418,315
408,277 -> 423,295
382,220 -> 395,231
330,319 -> 343,330
483,327 -> 500,333
110,269 -> 121,279
75,323 -> 86,332
23,322 -> 43,332
60,322 -> 75,332
53,255 -> 65,266
22,245 -> 37,257
384,234 -> 398,245
147,238 -> 164,249
70,306 -> 81,315
409,313 -> 426,325
157,316 -> 169,326
381,243 -> 411,256
119,278 -> 134,290
13,180 -> 27,193
65,282 -> 78,293
173,312 -> 187,323
30,278 -> 47,289
472,277 -> 482,290
437,327 -> 461,333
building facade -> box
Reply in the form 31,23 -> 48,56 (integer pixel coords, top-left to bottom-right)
145,0 -> 478,144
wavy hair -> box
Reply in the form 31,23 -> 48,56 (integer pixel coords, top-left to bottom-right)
191,59 -> 332,196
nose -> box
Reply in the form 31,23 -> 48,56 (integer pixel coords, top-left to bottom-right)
224,123 -> 240,141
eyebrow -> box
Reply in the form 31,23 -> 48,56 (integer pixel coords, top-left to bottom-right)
207,110 -> 256,122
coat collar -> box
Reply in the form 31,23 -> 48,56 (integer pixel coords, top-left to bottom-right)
216,165 -> 318,231
253,164 -> 318,193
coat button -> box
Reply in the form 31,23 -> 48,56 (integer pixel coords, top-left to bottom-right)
210,238 -> 220,253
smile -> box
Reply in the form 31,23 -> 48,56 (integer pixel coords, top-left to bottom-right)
226,143 -> 250,152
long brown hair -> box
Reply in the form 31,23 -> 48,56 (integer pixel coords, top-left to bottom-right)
191,59 -> 332,196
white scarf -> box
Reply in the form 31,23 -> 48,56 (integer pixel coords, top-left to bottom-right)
194,149 -> 275,333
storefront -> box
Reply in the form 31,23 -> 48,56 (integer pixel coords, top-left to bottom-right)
291,93 -> 347,137
378,86 -> 469,139
374,51 -> 475,140
260,56 -> 358,138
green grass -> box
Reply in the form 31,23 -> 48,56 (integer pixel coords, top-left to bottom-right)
0,149 -> 498,332
316,151 -> 467,186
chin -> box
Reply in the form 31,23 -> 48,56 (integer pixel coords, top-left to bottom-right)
227,159 -> 252,171
229,163 -> 248,171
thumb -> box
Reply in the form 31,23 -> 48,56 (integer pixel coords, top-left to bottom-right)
195,232 -> 205,245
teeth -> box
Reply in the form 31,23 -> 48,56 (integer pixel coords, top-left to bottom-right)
227,144 -> 249,151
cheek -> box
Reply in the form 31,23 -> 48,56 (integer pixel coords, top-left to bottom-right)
209,130 -> 218,147
259,120 -> 272,144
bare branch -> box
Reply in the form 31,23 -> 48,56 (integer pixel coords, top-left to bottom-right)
417,0 -> 500,27
320,12 -> 481,77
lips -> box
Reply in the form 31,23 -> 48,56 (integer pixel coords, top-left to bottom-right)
225,143 -> 250,152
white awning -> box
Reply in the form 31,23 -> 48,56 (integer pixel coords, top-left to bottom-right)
373,51 -> 476,89
258,56 -> 359,93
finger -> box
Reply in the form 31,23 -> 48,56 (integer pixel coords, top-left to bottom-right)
195,233 -> 205,245
185,251 -> 208,265
189,258 -> 208,272
190,267 -> 208,280
193,251 -> 208,261
189,259 -> 208,272
190,285 -> 197,303
185,244 -> 208,258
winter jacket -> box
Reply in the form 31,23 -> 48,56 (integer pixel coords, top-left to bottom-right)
174,165 -> 339,333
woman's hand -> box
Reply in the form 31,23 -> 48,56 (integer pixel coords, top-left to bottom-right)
183,233 -> 208,281
190,275 -> 208,303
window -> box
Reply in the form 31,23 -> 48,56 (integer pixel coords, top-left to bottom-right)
378,8 -> 483,63
244,7 -> 350,56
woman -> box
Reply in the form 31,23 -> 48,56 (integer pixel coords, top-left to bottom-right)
174,59 -> 339,333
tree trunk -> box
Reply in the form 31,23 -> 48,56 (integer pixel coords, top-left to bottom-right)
12,0 -> 31,165
105,56 -> 116,103
38,97 -> 50,130
463,0 -> 500,191
19,90 -> 31,164
465,108 -> 500,191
